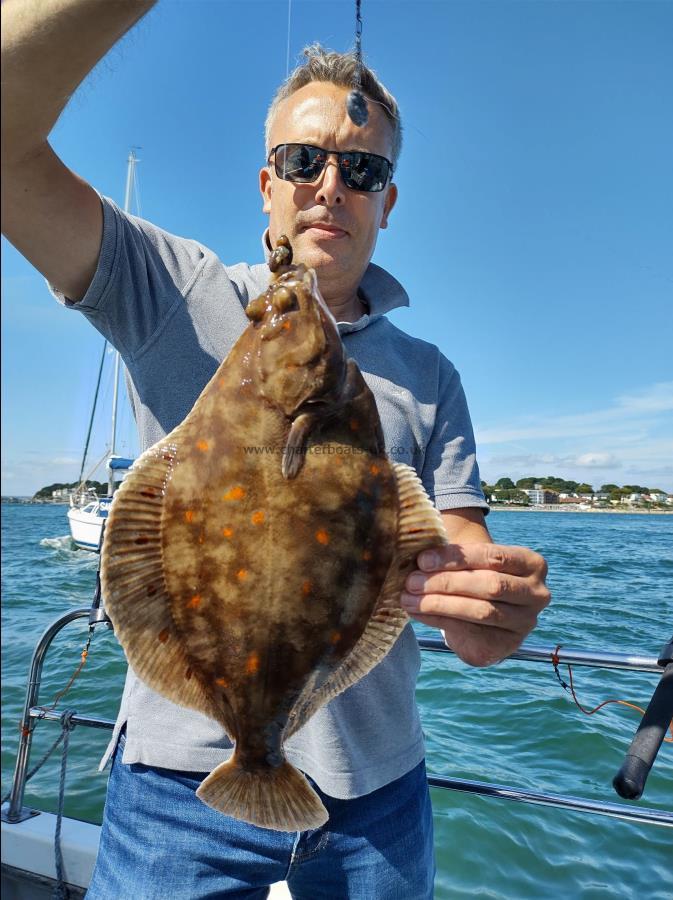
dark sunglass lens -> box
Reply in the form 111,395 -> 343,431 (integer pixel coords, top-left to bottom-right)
341,153 -> 389,191
276,144 -> 323,182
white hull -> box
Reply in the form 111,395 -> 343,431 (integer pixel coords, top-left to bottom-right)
67,500 -> 110,552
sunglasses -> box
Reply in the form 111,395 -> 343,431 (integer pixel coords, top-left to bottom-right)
268,143 -> 393,193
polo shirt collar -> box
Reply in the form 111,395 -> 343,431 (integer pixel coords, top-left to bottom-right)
261,228 -> 409,334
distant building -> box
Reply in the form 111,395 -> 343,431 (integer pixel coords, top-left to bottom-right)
52,488 -> 77,502
521,484 -> 560,506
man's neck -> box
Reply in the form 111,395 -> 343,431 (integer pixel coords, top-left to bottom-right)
323,290 -> 367,323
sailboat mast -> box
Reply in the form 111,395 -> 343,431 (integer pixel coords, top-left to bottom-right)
108,149 -> 137,496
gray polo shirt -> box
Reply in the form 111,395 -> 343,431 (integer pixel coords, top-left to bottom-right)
54,196 -> 488,798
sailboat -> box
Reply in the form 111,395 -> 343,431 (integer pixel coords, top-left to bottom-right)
67,151 -> 139,551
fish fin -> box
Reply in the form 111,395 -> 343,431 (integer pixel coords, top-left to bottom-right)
284,462 -> 448,739
391,461 -> 450,566
101,442 -> 236,738
196,753 -> 328,832
281,412 -> 314,479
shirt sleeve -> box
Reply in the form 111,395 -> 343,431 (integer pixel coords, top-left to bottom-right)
49,194 -> 209,361
420,355 -> 489,514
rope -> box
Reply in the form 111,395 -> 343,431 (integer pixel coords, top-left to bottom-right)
53,710 -> 77,900
73,448 -> 111,498
1,730 -> 66,807
78,341 -> 108,485
39,628 -> 94,712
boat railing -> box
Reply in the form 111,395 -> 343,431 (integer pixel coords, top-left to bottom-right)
3,608 -> 672,829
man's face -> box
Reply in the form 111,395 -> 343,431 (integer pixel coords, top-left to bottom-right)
260,82 -> 397,284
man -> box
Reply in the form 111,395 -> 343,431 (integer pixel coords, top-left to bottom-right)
2,2 -> 550,897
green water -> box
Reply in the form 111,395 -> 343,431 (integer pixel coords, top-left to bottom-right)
2,504 -> 672,898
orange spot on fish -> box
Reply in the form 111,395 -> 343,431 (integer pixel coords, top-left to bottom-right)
245,651 -> 260,675
362,549 -> 372,561
185,510 -> 195,523
315,529 -> 330,545
187,594 -> 201,609
251,510 -> 265,525
222,526 -> 234,538
370,463 -> 380,476
236,568 -> 248,581
302,580 -> 312,596
196,439 -> 210,451
158,628 -> 169,643
223,486 -> 246,501
282,321 -> 292,331
330,631 -> 341,644
215,677 -> 228,688
349,419 -> 359,431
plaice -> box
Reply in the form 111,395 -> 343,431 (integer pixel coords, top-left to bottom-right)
101,236 -> 449,831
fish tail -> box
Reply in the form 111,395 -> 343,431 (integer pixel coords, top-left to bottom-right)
196,753 -> 328,832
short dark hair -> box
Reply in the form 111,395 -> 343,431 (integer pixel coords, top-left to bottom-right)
265,43 -> 402,166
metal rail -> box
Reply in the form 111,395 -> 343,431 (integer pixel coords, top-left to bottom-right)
3,608 -> 671,828
3,608 -> 92,823
418,638 -> 663,673
426,775 -> 673,828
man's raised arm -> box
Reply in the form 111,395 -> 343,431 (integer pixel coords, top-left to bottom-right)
1,0 -> 157,301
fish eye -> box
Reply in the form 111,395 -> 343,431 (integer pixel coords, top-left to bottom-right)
272,286 -> 298,314
245,296 -> 268,322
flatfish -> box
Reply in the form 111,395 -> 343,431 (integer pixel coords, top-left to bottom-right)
101,236 -> 448,831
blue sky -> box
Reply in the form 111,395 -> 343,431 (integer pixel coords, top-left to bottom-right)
2,0 -> 672,496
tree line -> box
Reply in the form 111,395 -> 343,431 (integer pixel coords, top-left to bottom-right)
33,480 -> 107,500
480,476 -> 668,505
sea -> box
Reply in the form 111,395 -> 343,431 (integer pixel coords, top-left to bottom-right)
1,503 -> 672,899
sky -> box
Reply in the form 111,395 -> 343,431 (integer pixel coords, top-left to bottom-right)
2,0 -> 672,496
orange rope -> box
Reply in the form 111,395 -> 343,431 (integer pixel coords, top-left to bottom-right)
39,629 -> 93,714
551,645 -> 673,743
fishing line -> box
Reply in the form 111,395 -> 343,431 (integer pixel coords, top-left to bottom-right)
285,0 -> 292,78
132,159 -> 143,217
551,645 -> 673,743
346,0 -> 369,126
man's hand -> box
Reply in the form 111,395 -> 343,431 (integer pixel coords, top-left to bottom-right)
400,510 -> 550,667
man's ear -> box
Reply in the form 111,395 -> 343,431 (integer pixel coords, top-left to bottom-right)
260,167 -> 272,214
380,182 -> 398,230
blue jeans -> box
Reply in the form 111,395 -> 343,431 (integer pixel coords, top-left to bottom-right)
86,733 -> 435,899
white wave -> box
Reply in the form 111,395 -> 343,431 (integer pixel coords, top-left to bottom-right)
40,534 -> 77,551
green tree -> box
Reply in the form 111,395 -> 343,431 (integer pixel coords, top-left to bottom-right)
495,477 -> 515,490
576,483 -> 594,494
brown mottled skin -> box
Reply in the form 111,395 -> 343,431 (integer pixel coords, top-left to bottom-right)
160,242 -> 398,772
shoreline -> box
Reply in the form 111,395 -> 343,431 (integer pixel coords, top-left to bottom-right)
489,506 -> 672,515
